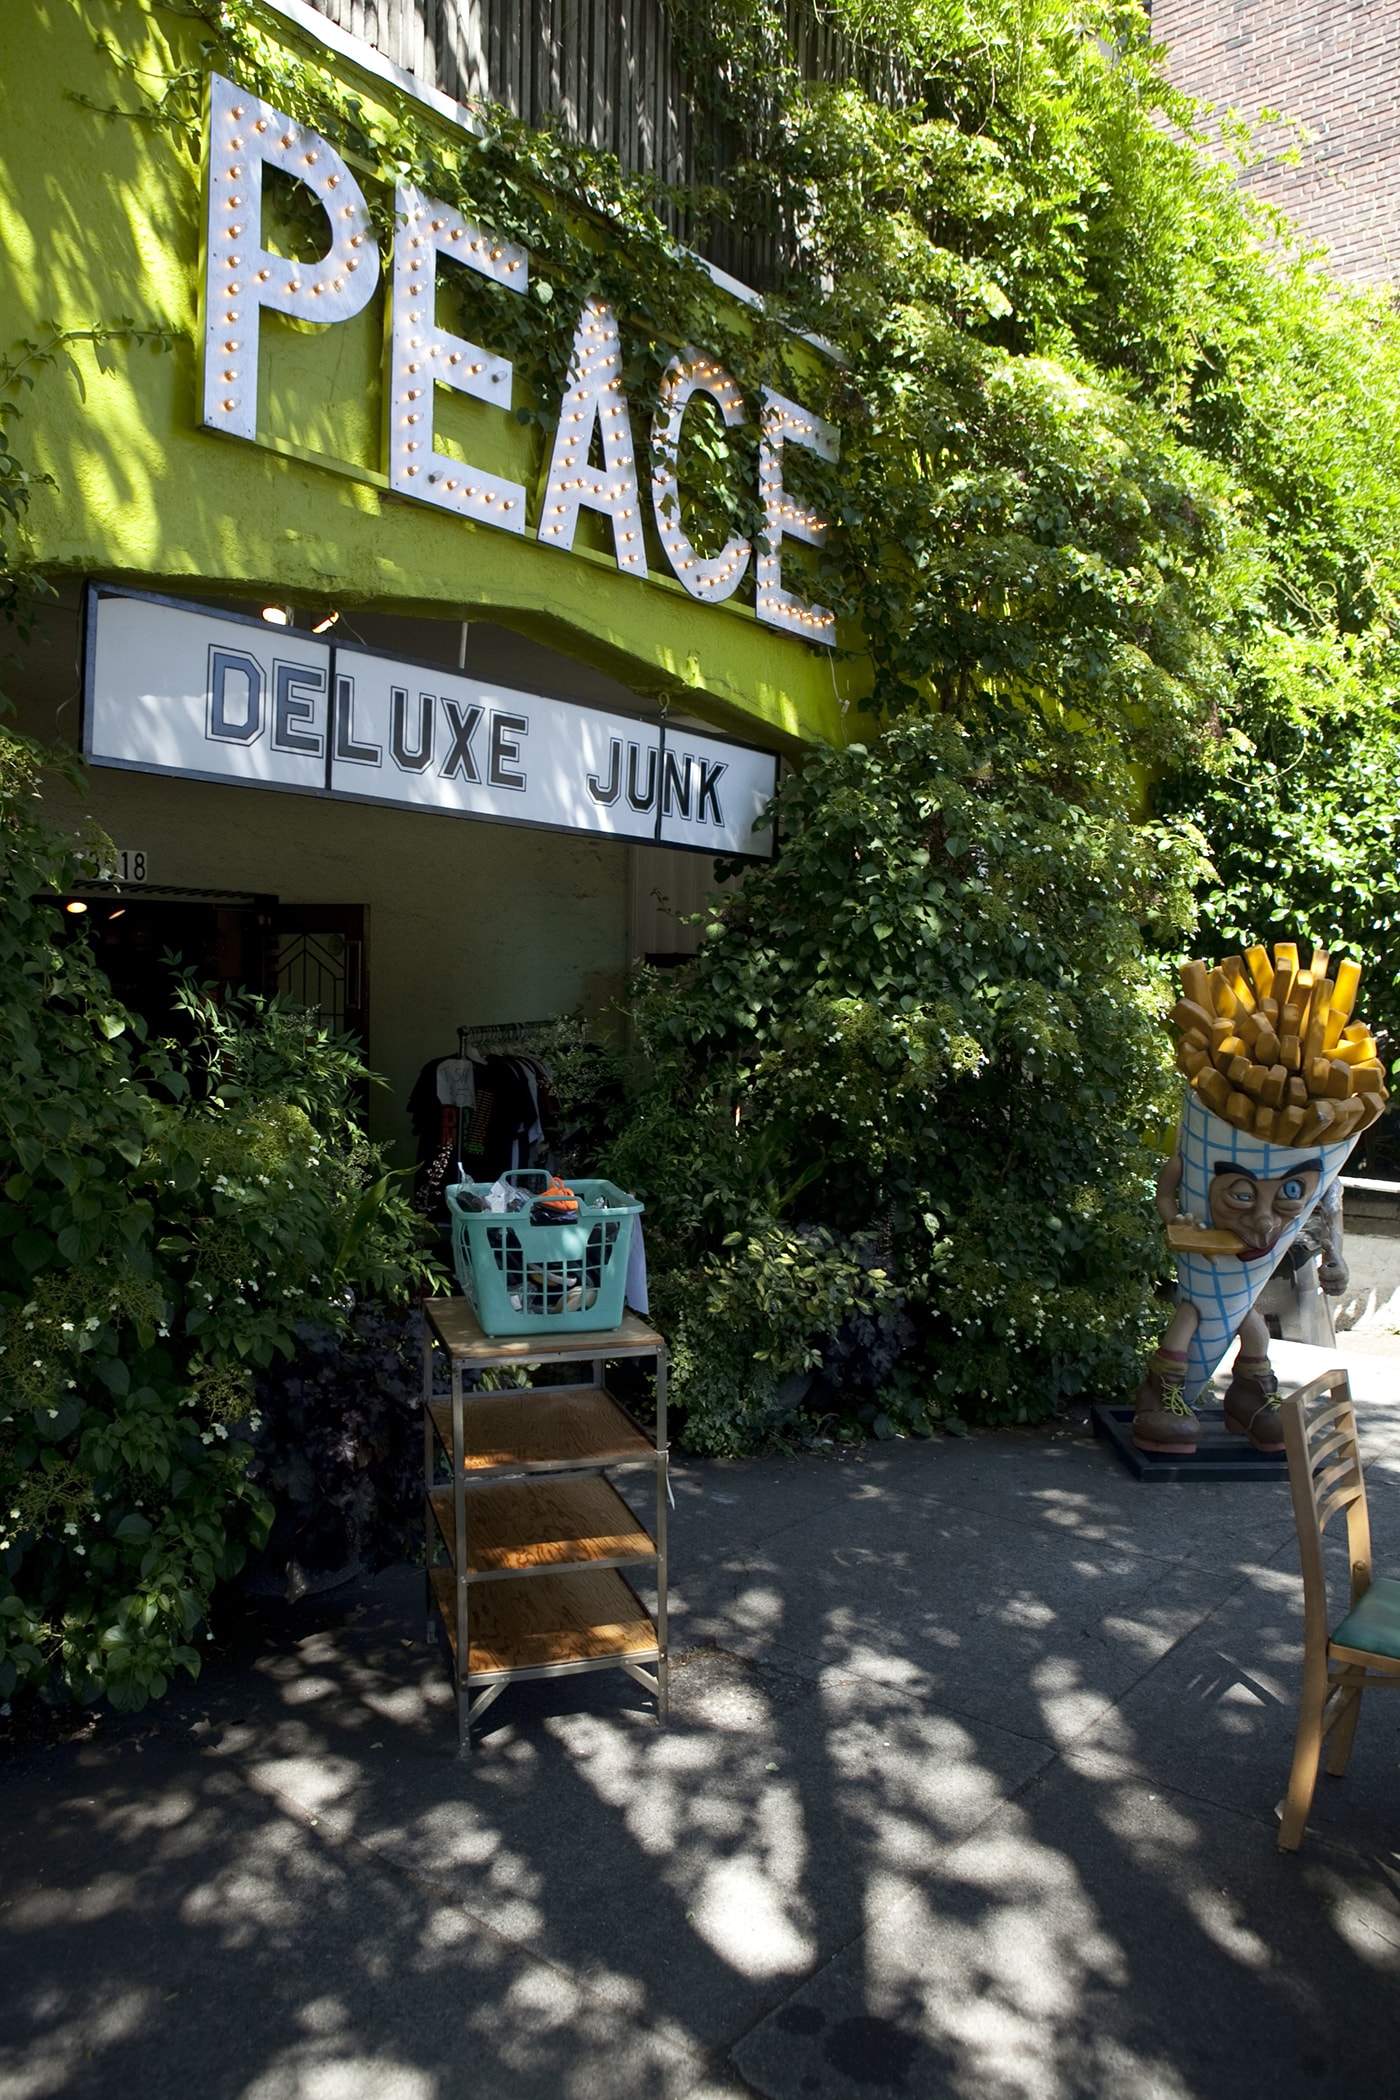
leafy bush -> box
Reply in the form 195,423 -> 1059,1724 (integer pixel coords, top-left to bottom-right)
0,731 -> 432,1708
243,1305 -> 425,1594
660,1219 -> 901,1456
608,714 -> 1202,1445
595,1 -> 1400,1443
679,1 -> 1400,1076
1160,629 -> 1400,1075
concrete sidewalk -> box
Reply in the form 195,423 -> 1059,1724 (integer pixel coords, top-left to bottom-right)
3,1338 -> 1399,2100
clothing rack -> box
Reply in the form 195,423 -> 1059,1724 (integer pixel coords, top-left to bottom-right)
456,1018 -> 567,1057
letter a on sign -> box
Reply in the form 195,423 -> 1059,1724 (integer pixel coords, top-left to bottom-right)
201,74 -> 379,443
538,301 -> 647,576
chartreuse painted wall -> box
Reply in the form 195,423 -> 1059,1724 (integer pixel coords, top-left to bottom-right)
0,0 -> 869,748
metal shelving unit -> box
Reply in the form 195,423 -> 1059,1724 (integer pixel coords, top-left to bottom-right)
421,1299 -> 668,1754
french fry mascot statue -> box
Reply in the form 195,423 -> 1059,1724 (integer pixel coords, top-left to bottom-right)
1133,944 -> 1386,1457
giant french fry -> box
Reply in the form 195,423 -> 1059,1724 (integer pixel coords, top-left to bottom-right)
1170,1082 -> 1357,1400
1168,941 -> 1389,1143
1161,942 -> 1388,1402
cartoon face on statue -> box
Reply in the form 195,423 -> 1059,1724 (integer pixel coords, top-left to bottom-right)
1208,1160 -> 1321,1252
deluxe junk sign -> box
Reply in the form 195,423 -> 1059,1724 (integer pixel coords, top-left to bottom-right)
200,72 -> 839,647
83,586 -> 778,858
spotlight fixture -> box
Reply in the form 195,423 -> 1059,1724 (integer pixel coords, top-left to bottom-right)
64,900 -> 88,915
312,611 -> 340,634
260,605 -> 291,626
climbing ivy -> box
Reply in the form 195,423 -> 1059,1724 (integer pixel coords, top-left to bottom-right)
604,0 -> 1400,1439
662,1 -> 1400,1017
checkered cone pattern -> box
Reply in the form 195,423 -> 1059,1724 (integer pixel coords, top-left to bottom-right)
1174,1086 -> 1356,1402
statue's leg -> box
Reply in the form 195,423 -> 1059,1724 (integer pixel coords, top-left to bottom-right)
1316,1180 -> 1348,1294
1132,1299 -> 1202,1454
1223,1305 -> 1285,1449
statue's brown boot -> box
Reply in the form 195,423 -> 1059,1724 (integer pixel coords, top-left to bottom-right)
1132,1350 -> 1199,1455
1223,1355 -> 1284,1451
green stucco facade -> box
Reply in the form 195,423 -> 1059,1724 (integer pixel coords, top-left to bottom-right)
0,0 -> 867,751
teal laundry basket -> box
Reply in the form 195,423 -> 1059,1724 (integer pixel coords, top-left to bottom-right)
445,1170 -> 643,1337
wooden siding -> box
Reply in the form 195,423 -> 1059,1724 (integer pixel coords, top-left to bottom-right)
302,2 -> 897,283
308,1 -> 689,179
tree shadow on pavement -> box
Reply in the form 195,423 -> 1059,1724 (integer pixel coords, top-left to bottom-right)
4,1433 -> 1400,2100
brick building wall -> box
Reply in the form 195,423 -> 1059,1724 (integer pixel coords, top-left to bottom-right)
1150,0 -> 1400,283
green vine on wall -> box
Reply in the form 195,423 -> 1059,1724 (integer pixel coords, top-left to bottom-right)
15,0 -> 1400,1473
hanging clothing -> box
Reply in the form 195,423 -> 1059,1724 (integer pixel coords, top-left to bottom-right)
435,1058 -> 477,1110
408,1047 -> 559,1220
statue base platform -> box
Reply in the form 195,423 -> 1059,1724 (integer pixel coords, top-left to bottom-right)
1091,1403 -> 1289,1482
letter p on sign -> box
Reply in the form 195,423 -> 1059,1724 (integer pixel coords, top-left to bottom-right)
201,73 -> 380,443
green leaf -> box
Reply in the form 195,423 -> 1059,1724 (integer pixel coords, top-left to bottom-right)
12,1228 -> 54,1272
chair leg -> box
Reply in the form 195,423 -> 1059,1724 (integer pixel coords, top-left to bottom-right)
1325,1678 -> 1364,1777
1279,1674 -> 1329,1852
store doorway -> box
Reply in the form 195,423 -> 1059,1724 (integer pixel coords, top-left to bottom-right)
58,887 -> 278,1038
50,889 -> 368,1052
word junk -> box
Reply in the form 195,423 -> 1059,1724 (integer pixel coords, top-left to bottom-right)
200,74 -> 839,646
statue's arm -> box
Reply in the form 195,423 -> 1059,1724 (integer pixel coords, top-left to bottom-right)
1155,1151 -> 1184,1226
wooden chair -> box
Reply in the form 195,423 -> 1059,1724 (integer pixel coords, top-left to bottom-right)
1278,1367 -> 1400,1851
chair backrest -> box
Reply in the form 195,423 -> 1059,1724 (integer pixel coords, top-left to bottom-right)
1279,1369 -> 1374,1656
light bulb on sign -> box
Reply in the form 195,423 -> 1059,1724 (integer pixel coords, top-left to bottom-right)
537,300 -> 647,577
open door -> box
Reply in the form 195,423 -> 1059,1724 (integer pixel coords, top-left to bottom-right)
53,887 -> 278,1038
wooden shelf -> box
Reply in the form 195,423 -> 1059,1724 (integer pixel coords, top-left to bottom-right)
430,1475 -> 656,1578
423,1295 -> 668,1747
431,1565 -> 659,1679
425,1299 -> 664,1365
428,1384 -> 653,1474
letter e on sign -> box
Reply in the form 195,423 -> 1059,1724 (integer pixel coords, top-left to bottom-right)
756,389 -> 838,647
385,185 -> 528,531
489,713 -> 528,790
